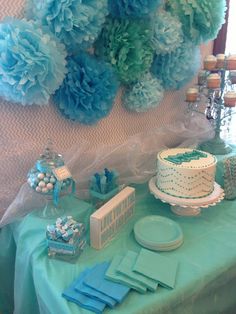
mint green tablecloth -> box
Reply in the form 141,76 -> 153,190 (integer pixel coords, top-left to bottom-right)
1,186 -> 236,314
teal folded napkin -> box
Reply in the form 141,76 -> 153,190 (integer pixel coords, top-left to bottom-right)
62,279 -> 106,314
83,262 -> 130,303
105,255 -> 147,294
116,251 -> 158,292
133,248 -> 178,289
74,268 -> 117,308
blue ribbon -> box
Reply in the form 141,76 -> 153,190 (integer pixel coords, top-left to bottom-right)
53,181 -> 63,206
53,179 -> 76,207
36,161 -> 52,173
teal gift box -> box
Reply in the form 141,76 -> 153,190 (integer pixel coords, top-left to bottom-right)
90,187 -> 119,201
90,168 -> 119,207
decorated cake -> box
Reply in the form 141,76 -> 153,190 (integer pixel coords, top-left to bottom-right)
156,148 -> 217,199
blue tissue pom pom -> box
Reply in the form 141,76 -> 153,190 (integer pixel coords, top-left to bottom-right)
25,0 -> 108,51
151,10 -> 183,55
123,73 -> 164,112
108,0 -> 162,18
0,18 -> 67,106
166,0 -> 226,44
54,52 -> 119,125
152,40 -> 200,90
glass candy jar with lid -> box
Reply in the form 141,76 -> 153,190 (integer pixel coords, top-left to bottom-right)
27,140 -> 75,218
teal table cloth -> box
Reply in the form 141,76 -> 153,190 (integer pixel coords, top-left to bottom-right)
1,184 -> 236,314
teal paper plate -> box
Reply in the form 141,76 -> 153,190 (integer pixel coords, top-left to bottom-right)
134,216 -> 183,249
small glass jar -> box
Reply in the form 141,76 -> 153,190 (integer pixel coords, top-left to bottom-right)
27,140 -> 74,218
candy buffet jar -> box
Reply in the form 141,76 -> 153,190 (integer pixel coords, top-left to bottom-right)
27,141 -> 74,218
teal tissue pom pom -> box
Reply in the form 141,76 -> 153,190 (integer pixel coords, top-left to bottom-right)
152,40 -> 200,90
53,52 -> 119,125
108,0 -> 163,18
152,10 -> 183,54
0,18 -> 67,106
123,73 -> 164,112
25,0 -> 108,51
95,18 -> 154,84
166,0 -> 226,44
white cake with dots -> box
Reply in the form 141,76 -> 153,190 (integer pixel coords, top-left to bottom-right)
156,148 -> 217,199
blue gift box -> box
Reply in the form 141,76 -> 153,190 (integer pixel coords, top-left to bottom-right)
46,216 -> 86,258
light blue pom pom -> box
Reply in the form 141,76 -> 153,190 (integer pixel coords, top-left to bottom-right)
25,0 -> 108,51
54,52 -> 119,125
123,73 -> 164,112
108,0 -> 163,18
0,18 -> 67,106
166,0 -> 226,44
152,10 -> 183,54
152,40 -> 201,90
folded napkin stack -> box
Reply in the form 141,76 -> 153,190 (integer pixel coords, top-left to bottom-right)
62,262 -> 130,314
106,248 -> 178,290
62,248 -> 178,313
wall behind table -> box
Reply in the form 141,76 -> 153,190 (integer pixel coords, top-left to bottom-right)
0,0 -> 213,215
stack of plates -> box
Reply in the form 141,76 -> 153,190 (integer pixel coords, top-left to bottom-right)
134,215 -> 184,251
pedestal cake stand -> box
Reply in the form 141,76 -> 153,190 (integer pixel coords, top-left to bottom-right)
149,176 -> 224,216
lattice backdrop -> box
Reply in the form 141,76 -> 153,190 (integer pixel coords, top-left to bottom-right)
0,0 -> 213,216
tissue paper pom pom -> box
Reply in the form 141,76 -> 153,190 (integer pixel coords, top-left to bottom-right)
0,18 -> 67,106
25,0 -> 108,51
166,0 -> 226,44
108,0 -> 162,18
53,52 -> 119,125
123,73 -> 164,112
152,40 -> 200,90
95,18 -> 154,84
152,10 -> 183,54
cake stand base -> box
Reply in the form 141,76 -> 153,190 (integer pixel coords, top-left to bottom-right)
149,176 -> 224,216
170,205 -> 201,216
199,137 -> 232,155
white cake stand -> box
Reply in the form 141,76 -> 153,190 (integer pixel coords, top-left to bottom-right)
149,176 -> 224,216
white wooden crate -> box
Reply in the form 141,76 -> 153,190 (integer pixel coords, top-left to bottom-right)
90,187 -> 135,250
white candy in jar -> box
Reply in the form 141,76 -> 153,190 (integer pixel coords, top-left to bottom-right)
42,187 -> 48,193
38,181 -> 46,188
36,186 -> 42,193
47,183 -> 54,190
38,173 -> 45,180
